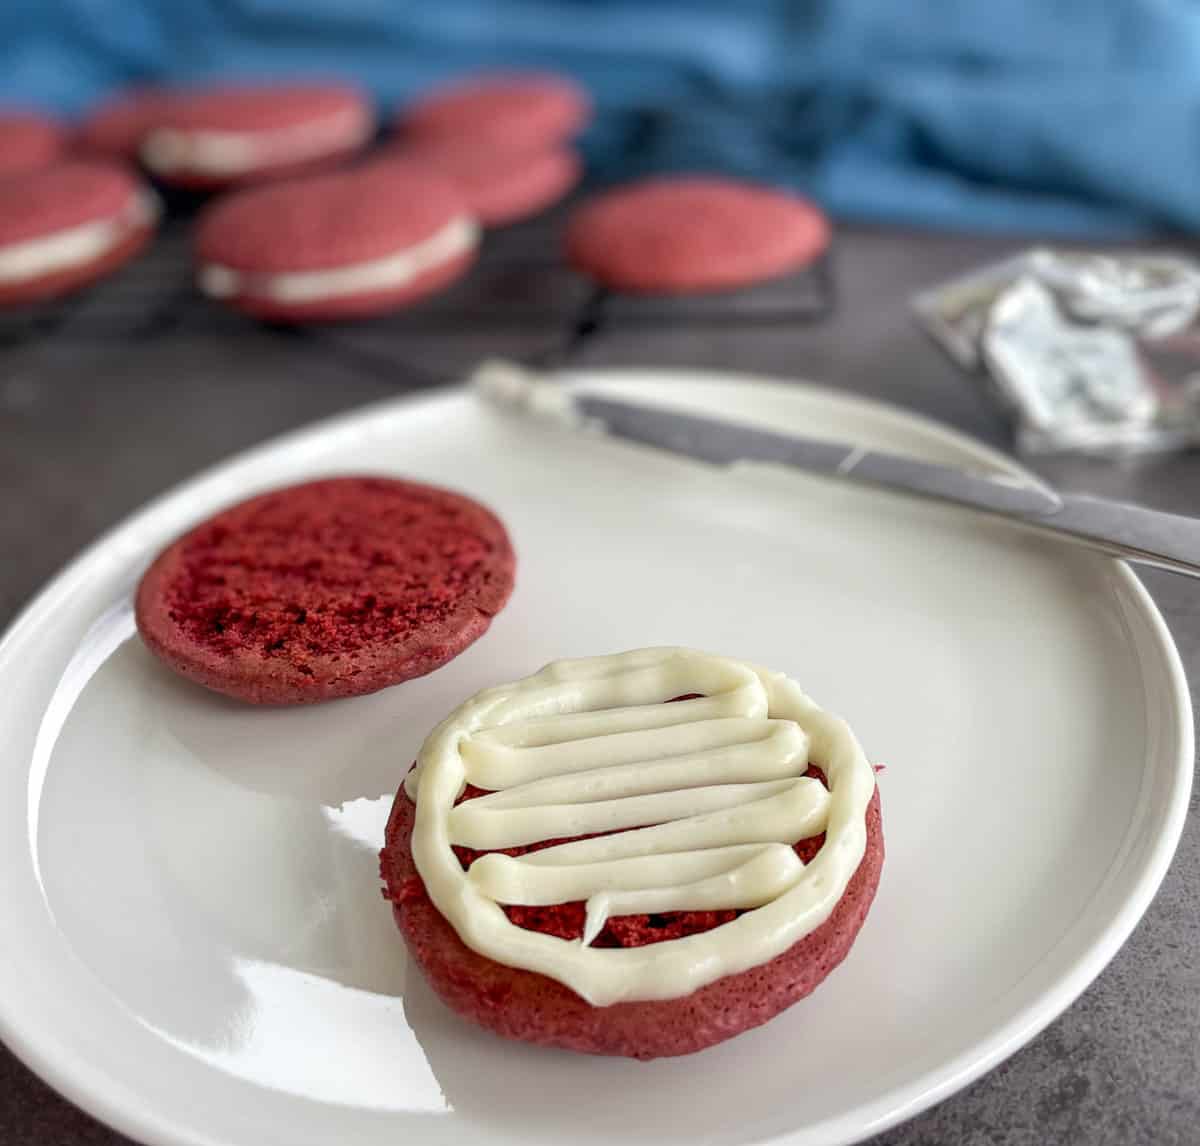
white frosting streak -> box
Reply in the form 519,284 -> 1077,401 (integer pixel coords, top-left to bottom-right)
0,192 -> 158,285
198,216 -> 478,304
408,647 -> 876,1006
142,103 -> 372,176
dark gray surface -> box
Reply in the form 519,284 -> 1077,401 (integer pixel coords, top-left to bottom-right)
1,224 -> 1196,1145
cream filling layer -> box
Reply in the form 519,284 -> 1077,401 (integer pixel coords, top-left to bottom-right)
0,191 -> 159,285
142,104 -> 372,176
407,647 -> 877,1007
198,216 -> 478,305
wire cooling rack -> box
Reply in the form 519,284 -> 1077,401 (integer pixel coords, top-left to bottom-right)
0,191 -> 836,376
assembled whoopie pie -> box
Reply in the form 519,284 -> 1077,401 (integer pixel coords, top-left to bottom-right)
193,162 -> 478,322
139,82 -> 374,188
0,160 -> 158,305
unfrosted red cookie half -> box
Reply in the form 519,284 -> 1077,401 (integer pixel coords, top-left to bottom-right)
566,176 -> 830,294
136,476 -> 515,705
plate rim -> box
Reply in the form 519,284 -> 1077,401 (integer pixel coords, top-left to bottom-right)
0,367 -> 1192,1146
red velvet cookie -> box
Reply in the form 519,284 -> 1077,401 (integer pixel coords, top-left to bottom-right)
0,160 -> 158,305
135,476 -> 515,705
385,140 -> 581,226
397,73 -> 589,153
140,83 -> 373,188
566,176 -> 831,294
380,651 -> 883,1060
193,162 -> 478,322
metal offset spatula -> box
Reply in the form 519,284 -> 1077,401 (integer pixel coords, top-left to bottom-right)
474,360 -> 1200,581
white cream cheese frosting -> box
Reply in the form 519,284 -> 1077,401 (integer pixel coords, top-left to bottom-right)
198,215 -> 478,304
142,103 -> 372,177
0,190 -> 159,285
406,647 -> 876,1007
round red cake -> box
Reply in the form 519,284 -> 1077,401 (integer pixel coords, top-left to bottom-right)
135,476 -> 515,705
193,162 -> 478,322
386,140 -> 581,226
566,176 -> 831,294
139,83 -> 373,188
0,112 -> 65,177
382,773 -> 883,1059
397,72 -> 589,153
0,160 -> 158,305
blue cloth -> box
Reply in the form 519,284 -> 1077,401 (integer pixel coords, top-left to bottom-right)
2,0 -> 1195,235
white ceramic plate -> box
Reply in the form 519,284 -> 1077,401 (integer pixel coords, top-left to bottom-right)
0,369 -> 1191,1146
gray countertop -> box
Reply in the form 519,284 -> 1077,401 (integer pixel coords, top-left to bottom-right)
1,223 -> 1196,1145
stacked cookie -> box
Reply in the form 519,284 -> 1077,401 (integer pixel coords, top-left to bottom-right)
387,73 -> 587,226
191,74 -> 589,320
0,109 -> 159,303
